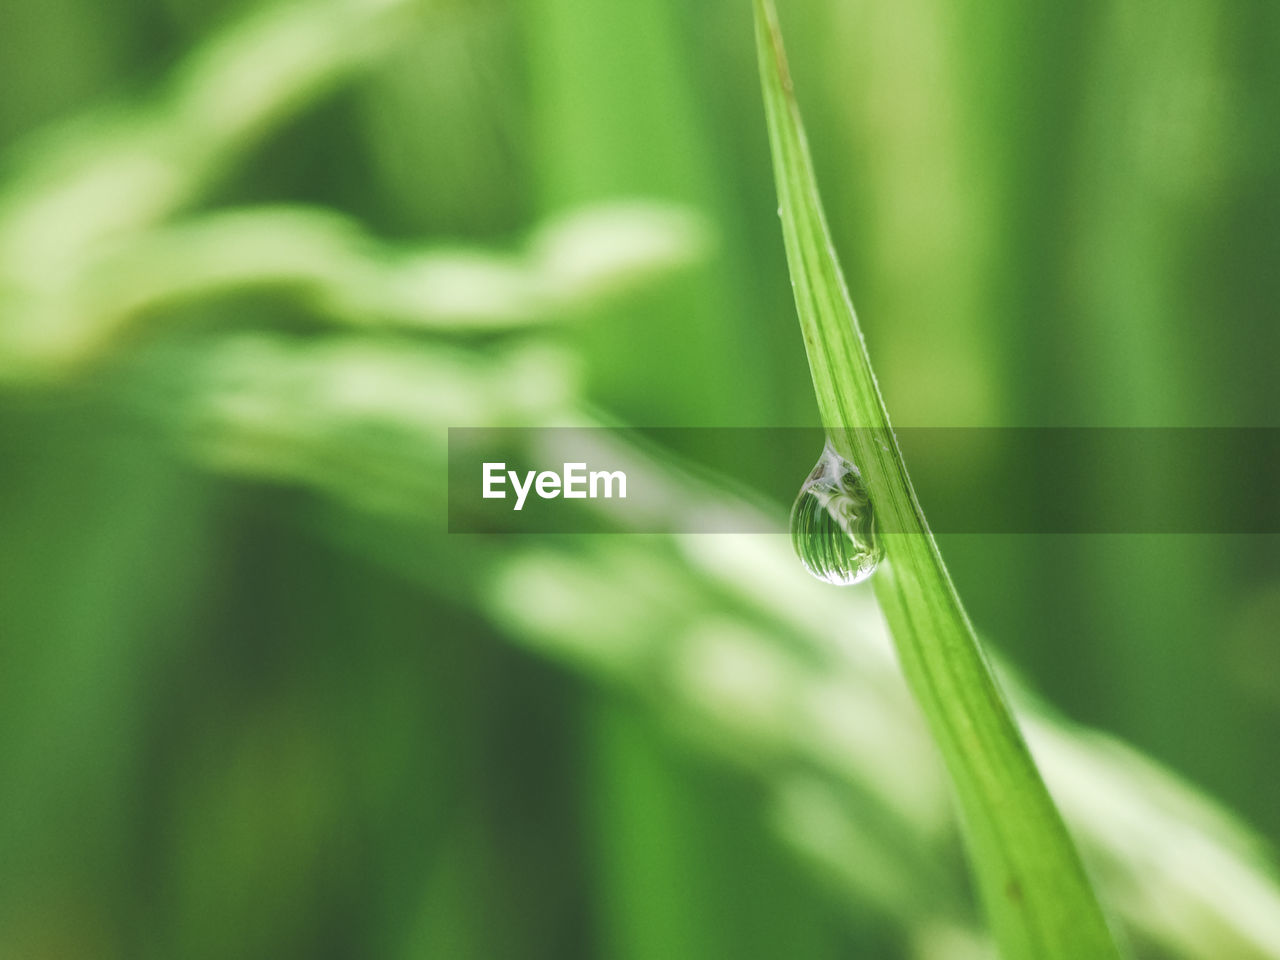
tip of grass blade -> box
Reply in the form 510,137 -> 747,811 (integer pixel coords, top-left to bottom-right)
751,2 -> 1126,958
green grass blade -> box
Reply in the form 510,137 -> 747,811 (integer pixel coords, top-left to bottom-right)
752,2 -> 1123,958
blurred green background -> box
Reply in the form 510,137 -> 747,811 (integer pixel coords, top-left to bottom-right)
1,0 -> 1278,957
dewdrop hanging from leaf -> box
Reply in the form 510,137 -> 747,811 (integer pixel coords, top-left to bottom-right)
790,441 -> 882,585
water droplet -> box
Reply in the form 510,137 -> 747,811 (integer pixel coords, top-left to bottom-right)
790,441 -> 882,585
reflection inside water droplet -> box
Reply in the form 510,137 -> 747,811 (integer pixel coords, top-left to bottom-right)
790,441 -> 882,586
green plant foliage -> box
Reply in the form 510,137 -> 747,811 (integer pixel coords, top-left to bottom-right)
1,0 -> 1278,958
752,1 -> 1121,956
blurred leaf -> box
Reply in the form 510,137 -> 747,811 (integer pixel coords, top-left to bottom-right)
82,202 -> 707,335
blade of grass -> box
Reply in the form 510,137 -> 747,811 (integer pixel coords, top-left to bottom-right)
751,2 -> 1123,958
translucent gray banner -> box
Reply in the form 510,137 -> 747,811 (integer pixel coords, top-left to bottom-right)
447,427 -> 1280,534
